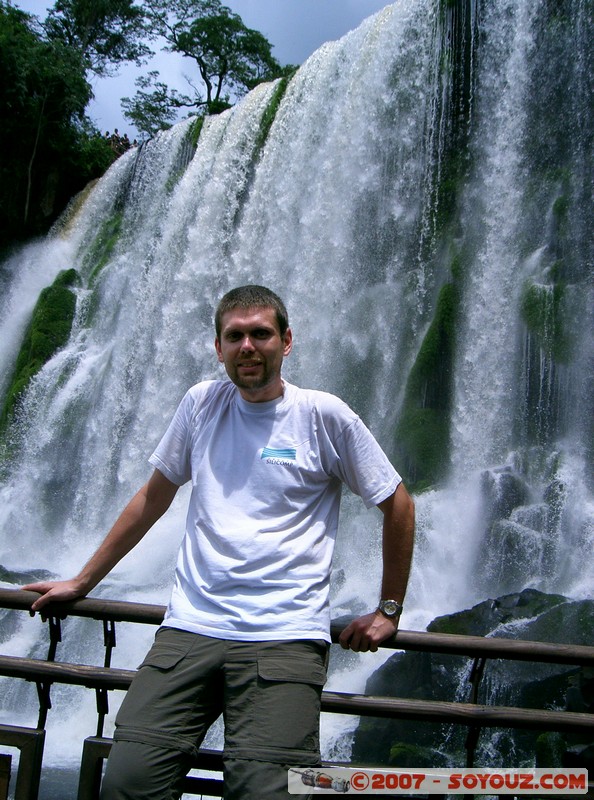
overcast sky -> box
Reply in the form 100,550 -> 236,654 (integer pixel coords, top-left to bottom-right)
15,0 -> 392,136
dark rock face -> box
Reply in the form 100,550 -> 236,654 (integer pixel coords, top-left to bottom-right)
350,589 -> 594,768
427,588 -> 568,636
0,565 -> 55,585
481,467 -> 530,525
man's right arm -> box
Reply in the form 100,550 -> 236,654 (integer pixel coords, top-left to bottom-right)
23,469 -> 179,612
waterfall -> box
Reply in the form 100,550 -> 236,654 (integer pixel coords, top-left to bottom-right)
0,0 -> 592,780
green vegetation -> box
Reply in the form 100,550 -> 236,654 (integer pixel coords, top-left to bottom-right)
389,742 -> 447,768
44,0 -> 149,77
391,2 -> 477,491
1,269 -> 79,431
396,281 -> 459,493
0,0 -> 105,249
84,212 -> 124,285
254,76 -> 293,156
0,1 -> 137,250
0,0 -> 293,250
520,281 -> 572,363
121,70 -> 186,137
121,0 -> 296,137
189,115 -> 205,148
535,732 -> 566,768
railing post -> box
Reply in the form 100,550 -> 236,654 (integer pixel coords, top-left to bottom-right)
95,689 -> 109,738
0,754 -> 11,800
0,726 -> 45,800
465,656 -> 487,767
77,737 -> 112,800
35,681 -> 52,731
14,729 -> 45,800
45,617 -> 62,662
34,614 -> 64,730
102,620 -> 116,668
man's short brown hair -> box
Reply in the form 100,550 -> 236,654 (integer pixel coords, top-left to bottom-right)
215,285 -> 289,339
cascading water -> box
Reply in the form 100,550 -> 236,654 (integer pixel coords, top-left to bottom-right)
409,0 -> 594,621
0,0 -> 592,789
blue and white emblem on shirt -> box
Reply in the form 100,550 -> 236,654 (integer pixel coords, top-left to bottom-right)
261,447 -> 297,465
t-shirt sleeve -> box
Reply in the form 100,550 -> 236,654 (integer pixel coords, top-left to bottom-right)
317,396 -> 401,508
148,390 -> 194,486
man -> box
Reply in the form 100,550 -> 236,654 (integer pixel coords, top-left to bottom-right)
24,285 -> 415,800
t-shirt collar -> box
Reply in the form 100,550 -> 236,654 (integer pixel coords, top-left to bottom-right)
234,380 -> 290,414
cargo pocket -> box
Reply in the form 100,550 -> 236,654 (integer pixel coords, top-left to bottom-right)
137,627 -> 195,670
225,653 -> 327,764
123,629 -> 197,725
137,644 -> 191,671
115,629 -> 207,754
116,630 -> 194,728
257,656 -> 327,687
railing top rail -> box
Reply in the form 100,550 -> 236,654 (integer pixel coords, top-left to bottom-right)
2,588 -> 593,667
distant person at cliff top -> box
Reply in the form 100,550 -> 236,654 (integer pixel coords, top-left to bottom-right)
25,284 -> 415,800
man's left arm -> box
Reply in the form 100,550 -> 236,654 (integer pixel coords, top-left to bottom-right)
338,482 -> 415,652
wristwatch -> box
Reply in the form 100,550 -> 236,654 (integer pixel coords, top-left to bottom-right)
378,599 -> 403,619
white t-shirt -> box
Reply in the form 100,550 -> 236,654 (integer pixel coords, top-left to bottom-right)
149,380 -> 400,642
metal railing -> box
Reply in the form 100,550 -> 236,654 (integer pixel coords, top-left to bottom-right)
1,588 -> 593,799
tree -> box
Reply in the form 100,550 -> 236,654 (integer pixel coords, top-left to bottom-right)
44,0 -> 150,77
123,0 -> 294,136
0,2 -> 113,249
121,71 -> 196,138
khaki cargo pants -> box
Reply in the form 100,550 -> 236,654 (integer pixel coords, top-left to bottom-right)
100,628 -> 329,800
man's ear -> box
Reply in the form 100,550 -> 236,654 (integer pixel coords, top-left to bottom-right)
283,327 -> 293,357
214,338 -> 224,363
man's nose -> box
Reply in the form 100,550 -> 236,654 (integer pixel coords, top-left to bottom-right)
239,335 -> 255,351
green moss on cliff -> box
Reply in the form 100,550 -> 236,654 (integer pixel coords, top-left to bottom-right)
1,268 -> 79,429
189,116 -> 205,149
520,281 -> 572,363
396,281 -> 459,491
254,77 -> 291,156
85,212 -> 123,285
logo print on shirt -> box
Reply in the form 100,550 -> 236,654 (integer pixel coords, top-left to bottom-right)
261,447 -> 297,466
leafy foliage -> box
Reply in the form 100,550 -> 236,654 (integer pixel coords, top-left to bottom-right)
0,0 -> 293,244
44,0 -> 150,77
123,0 -> 295,136
0,2 -> 115,249
121,70 -> 196,137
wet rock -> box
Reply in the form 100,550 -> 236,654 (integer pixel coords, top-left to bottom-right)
0,564 -> 55,585
481,467 -> 530,523
350,590 -> 594,768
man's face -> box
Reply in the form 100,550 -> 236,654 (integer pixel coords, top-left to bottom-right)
215,306 -> 292,402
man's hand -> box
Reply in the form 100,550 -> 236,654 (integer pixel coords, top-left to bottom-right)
22,579 -> 85,613
338,609 -> 399,653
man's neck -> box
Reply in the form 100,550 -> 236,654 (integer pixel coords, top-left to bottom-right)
237,378 -> 285,404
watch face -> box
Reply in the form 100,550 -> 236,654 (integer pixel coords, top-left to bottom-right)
381,600 -> 402,617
